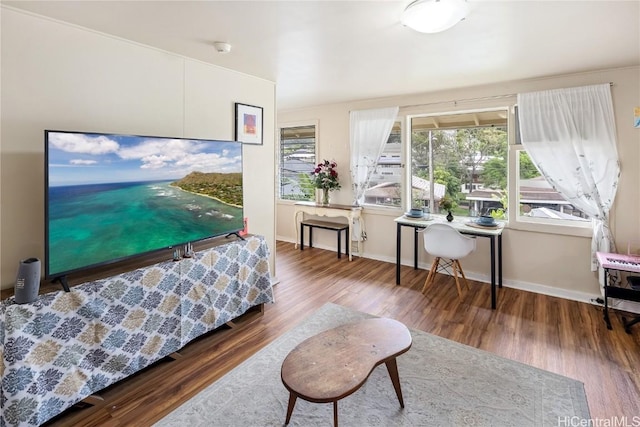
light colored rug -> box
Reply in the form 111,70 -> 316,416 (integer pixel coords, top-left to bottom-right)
156,303 -> 590,426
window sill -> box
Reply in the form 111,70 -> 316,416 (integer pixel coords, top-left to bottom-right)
359,204 -> 403,217
277,199 -> 311,206
508,218 -> 592,238
279,200 -> 592,238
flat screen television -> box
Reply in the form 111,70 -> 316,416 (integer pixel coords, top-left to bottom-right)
45,130 -> 244,283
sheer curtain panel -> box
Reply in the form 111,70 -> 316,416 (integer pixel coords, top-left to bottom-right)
349,106 -> 398,244
349,106 -> 399,206
517,83 -> 620,273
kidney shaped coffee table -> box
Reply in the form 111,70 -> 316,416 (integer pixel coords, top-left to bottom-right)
280,317 -> 412,426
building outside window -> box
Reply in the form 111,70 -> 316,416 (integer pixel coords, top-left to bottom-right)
278,124 -> 316,201
362,121 -> 403,207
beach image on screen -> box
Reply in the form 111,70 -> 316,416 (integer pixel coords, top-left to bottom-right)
46,131 -> 243,277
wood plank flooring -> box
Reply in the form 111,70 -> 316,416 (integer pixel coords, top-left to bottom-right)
46,241 -> 640,425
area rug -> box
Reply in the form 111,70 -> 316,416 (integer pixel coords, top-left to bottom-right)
155,303 -> 590,426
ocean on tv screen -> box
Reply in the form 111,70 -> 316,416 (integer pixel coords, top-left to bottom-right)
47,179 -> 243,276
45,131 -> 244,277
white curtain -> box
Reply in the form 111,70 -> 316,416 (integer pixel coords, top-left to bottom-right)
349,106 -> 398,244
517,83 -> 620,273
349,106 -> 399,205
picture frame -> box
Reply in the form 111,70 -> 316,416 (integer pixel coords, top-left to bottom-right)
235,103 -> 263,145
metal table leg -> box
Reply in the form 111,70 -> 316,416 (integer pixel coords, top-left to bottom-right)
396,223 -> 402,285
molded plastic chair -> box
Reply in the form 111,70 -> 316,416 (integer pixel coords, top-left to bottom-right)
421,223 -> 477,298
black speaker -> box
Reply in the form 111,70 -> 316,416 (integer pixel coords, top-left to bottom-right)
15,257 -> 41,304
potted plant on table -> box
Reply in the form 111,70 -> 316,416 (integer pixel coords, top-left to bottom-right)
439,195 -> 456,222
311,159 -> 341,205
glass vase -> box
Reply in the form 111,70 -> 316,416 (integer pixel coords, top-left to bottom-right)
322,189 -> 330,205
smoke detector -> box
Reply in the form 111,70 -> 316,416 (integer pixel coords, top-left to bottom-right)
213,42 -> 231,54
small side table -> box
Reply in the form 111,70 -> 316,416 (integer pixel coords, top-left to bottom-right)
293,201 -> 363,261
281,318 -> 412,426
300,219 -> 349,259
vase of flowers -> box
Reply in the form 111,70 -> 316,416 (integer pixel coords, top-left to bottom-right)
439,195 -> 455,222
311,159 -> 340,205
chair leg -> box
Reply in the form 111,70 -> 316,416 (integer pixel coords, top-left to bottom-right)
455,260 -> 471,290
422,257 -> 440,294
451,259 -> 463,298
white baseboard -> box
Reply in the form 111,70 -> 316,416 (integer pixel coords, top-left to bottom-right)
276,235 -> 295,244
361,251 -> 600,304
275,237 -> 640,315
276,235 -> 366,257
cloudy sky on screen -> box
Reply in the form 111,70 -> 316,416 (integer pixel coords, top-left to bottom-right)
47,131 -> 242,186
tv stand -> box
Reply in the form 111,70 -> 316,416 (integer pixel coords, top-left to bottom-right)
53,275 -> 71,292
1,235 -> 273,426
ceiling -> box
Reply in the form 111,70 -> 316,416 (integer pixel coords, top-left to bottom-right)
3,1 -> 639,110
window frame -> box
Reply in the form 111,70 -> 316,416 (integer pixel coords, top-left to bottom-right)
508,107 -> 592,237
392,103 -> 591,238
406,106 -> 510,216
508,146 -> 592,237
277,120 -> 318,203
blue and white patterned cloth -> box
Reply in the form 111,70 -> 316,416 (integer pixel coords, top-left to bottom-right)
0,235 -> 274,426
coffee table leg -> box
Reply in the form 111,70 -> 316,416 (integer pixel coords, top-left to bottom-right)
385,358 -> 405,408
333,401 -> 338,427
285,393 -> 297,425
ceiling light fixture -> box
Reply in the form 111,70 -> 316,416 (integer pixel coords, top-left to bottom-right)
401,0 -> 468,34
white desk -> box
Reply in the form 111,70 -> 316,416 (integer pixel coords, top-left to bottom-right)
395,215 -> 504,309
294,201 -> 363,261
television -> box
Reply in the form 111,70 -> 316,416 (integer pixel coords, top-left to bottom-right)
45,130 -> 244,285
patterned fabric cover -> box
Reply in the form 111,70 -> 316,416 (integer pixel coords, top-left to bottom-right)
0,235 -> 274,426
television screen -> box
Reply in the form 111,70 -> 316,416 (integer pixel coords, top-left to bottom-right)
45,130 -> 243,279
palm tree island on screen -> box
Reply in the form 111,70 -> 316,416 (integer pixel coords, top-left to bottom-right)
45,131 -> 243,278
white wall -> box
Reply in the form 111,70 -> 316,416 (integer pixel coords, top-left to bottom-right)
0,7 -> 276,289
277,66 -> 640,303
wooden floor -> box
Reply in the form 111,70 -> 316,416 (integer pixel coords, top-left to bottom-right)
47,241 -> 640,426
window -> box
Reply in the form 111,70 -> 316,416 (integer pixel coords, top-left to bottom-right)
409,110 -> 508,217
515,149 -> 589,224
362,121 -> 402,207
516,150 -> 591,225
513,107 -> 590,225
278,124 -> 316,201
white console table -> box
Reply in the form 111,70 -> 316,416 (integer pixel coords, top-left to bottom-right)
294,201 -> 363,261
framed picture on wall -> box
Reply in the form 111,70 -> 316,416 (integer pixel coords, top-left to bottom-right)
235,103 -> 263,145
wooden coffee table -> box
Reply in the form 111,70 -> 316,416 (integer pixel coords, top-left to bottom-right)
280,317 -> 412,426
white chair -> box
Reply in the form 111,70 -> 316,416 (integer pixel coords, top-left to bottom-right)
420,223 -> 477,298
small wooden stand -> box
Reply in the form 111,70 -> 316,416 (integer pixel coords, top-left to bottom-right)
281,318 -> 412,426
